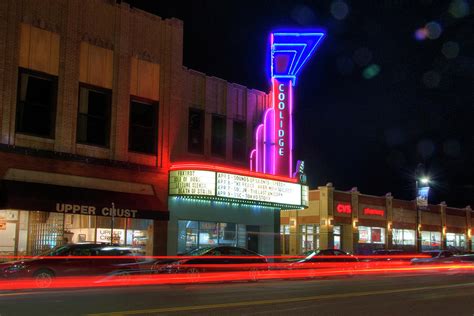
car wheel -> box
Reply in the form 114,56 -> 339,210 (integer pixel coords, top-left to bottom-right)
33,269 -> 54,288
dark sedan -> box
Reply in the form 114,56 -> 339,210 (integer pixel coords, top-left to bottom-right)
0,243 -> 143,287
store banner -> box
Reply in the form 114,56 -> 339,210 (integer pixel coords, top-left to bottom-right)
416,186 -> 430,208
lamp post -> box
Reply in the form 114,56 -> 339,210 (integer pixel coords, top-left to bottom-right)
415,174 -> 430,252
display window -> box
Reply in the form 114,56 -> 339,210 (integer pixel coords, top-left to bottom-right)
333,225 -> 341,249
446,233 -> 466,250
299,224 -> 320,253
421,231 -> 441,250
392,229 -> 416,246
358,226 -> 385,244
280,224 -> 290,255
0,210 -> 154,256
177,220 -> 247,254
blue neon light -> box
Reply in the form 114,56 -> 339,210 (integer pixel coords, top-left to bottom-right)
271,32 -> 325,85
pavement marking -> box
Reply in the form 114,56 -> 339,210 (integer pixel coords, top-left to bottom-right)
87,281 -> 474,315
0,291 -> 50,298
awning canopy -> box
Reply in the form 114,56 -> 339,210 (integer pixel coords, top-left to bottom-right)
0,180 -> 168,221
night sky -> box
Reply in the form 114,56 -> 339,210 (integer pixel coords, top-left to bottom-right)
129,0 -> 473,208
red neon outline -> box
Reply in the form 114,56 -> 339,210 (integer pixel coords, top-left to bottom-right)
170,163 -> 298,183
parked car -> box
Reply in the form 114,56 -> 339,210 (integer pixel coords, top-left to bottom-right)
154,246 -> 268,274
289,249 -> 359,269
410,250 -> 455,265
360,249 -> 416,262
0,243 -> 144,287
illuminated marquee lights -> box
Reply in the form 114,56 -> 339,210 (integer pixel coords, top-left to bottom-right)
169,164 -> 307,209
250,30 -> 325,178
363,208 -> 385,217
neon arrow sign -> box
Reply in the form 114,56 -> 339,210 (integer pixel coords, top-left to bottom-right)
250,31 -> 325,177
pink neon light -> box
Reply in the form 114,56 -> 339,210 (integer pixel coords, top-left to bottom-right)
249,149 -> 256,172
255,124 -> 264,172
271,78 -> 276,175
170,162 -> 297,182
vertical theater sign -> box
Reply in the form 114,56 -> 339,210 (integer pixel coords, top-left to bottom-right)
170,31 -> 325,210
250,31 -> 325,178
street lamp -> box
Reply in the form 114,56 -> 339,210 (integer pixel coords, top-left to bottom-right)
415,173 -> 431,252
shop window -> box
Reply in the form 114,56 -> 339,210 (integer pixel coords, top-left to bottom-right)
299,224 -> 320,253
358,226 -> 385,244
232,120 -> 246,161
446,233 -> 466,250
177,220 -> 245,254
211,115 -> 226,157
16,68 -> 57,138
77,85 -> 111,147
421,231 -> 441,250
188,108 -> 204,154
392,229 -> 416,246
333,226 -> 342,249
129,98 -> 158,154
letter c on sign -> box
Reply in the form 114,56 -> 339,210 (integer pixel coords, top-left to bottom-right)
279,84 -> 284,92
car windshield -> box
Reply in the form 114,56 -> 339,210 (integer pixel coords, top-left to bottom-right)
184,248 -> 214,256
425,251 -> 441,258
41,245 -> 72,256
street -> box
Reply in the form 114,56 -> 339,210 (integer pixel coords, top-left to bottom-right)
1,271 -> 473,316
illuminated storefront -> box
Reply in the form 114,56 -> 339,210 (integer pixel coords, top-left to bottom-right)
281,184 -> 473,254
0,180 -> 167,256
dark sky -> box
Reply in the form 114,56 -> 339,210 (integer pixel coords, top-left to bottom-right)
129,0 -> 473,208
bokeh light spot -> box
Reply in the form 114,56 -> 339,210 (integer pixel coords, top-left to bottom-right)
441,41 -> 460,59
414,28 -> 428,41
362,64 -> 380,79
449,0 -> 470,18
422,70 -> 441,88
425,21 -> 442,39
330,0 -> 349,20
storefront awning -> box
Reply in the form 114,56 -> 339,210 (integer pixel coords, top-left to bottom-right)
0,180 -> 168,221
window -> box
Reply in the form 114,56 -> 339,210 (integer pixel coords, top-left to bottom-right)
421,231 -> 441,250
333,225 -> 342,249
358,226 -> 385,244
232,120 -> 246,161
177,220 -> 246,254
392,229 -> 416,246
77,85 -> 111,147
446,233 -> 466,250
188,108 -> 204,154
211,115 -> 226,156
129,98 -> 158,154
300,224 -> 320,253
16,68 -> 57,137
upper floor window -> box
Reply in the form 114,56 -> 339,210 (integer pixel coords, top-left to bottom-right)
188,108 -> 204,154
129,98 -> 158,154
77,85 -> 111,147
232,120 -> 246,161
211,115 -> 226,157
16,68 -> 57,138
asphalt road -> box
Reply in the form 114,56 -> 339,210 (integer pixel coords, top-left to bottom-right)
1,271 -> 474,316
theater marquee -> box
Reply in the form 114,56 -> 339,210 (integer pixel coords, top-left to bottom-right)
169,166 -> 308,210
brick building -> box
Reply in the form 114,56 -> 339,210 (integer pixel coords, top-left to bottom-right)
0,0 -> 274,256
281,183 -> 473,255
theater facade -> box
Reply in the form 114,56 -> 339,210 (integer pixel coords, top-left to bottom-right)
0,0 -> 315,257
